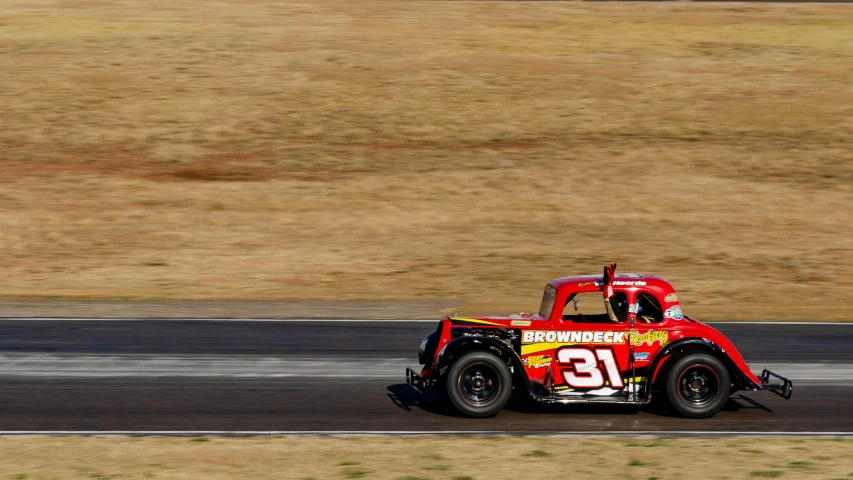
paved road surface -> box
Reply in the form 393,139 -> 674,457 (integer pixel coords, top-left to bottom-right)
2,320 -> 850,362
0,320 -> 850,433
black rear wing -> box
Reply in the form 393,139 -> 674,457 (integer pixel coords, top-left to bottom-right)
760,369 -> 793,399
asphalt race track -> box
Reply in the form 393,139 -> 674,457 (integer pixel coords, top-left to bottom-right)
0,319 -> 851,434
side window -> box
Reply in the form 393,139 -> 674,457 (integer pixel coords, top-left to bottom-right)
562,291 -> 629,323
636,292 -> 663,323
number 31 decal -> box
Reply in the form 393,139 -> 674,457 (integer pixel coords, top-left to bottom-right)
557,347 -> 624,389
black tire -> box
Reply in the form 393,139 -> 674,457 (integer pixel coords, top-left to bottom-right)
445,351 -> 513,418
665,353 -> 731,418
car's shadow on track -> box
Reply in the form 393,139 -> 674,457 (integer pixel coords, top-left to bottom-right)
386,383 -> 463,417
387,384 -> 774,418
506,393 -> 775,418
504,397 -> 642,416
723,394 -> 775,413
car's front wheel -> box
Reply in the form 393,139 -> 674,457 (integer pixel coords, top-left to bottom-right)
445,351 -> 512,418
665,353 -> 731,418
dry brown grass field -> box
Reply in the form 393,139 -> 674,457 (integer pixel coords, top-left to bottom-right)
1,0 -> 852,320
1,436 -> 852,479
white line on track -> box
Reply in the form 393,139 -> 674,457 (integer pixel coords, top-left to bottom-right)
0,355 -> 414,378
0,317 -> 850,324
0,431 -> 851,437
0,355 -> 848,382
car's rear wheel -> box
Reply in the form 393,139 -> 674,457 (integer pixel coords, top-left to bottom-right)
446,351 -> 512,418
665,353 -> 731,419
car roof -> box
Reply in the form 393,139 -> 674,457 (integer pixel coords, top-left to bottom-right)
549,274 -> 676,296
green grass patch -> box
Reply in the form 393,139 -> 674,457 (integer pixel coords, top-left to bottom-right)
629,460 -> 652,467
750,472 -> 783,478
342,469 -> 369,479
788,461 -> 813,469
524,450 -> 550,457
423,465 -> 450,471
338,462 -> 361,466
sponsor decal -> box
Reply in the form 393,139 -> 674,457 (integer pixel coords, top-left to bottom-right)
523,330 -> 627,345
633,351 -> 650,361
578,281 -> 598,288
522,329 -> 669,347
664,293 -> 678,302
664,305 -> 684,320
523,354 -> 552,369
511,320 -> 531,326
628,330 -> 668,346
612,280 -> 647,286
557,346 -> 623,389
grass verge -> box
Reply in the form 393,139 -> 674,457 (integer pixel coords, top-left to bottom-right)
1,1 -> 852,320
0,436 -> 851,479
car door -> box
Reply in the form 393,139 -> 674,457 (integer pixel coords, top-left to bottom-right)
625,289 -> 672,396
551,291 -> 633,397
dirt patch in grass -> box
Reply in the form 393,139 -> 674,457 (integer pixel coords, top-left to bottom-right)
0,436 -> 851,479
1,1 -> 852,320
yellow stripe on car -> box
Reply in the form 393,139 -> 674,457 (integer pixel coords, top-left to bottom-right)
450,317 -> 503,326
521,342 -> 580,356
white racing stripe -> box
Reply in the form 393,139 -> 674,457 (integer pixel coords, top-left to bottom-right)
0,430 -> 850,437
0,354 -> 850,383
0,355 -> 412,378
754,363 -> 853,382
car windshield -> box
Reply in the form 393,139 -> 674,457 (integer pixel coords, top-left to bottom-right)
538,284 -> 557,318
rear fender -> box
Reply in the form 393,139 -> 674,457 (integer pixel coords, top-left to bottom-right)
649,338 -> 761,396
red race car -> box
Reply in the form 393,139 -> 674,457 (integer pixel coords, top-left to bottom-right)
407,264 -> 792,418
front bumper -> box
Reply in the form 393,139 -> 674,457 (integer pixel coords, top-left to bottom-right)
760,369 -> 793,399
406,367 -> 434,394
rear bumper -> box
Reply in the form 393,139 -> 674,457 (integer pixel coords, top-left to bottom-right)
406,367 -> 434,394
760,369 -> 793,399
